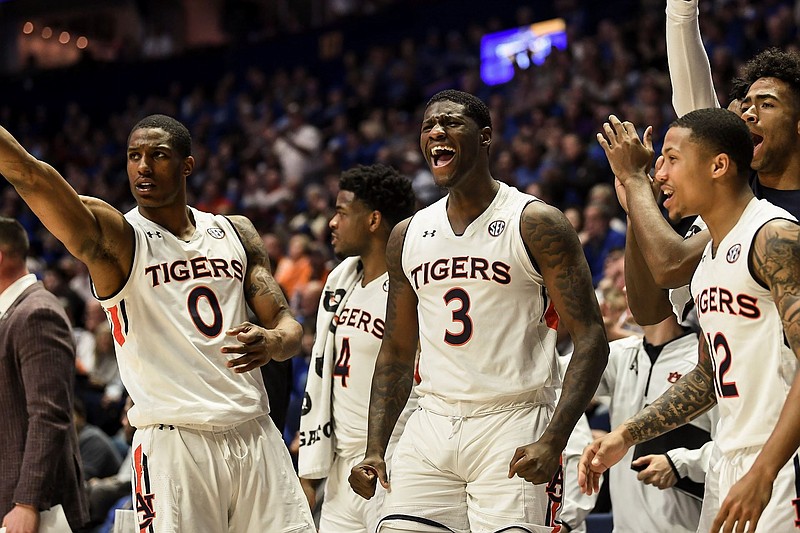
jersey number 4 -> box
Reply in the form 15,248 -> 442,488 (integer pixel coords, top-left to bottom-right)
334,337 -> 351,387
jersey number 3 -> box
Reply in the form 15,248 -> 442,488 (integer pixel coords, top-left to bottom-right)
444,288 -> 473,346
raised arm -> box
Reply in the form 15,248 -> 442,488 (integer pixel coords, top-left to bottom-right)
666,0 -> 720,116
712,220 -> 800,531
578,337 -> 717,495
623,217 -> 675,325
0,125 -> 132,295
599,116 -> 709,288
508,202 -> 609,484
349,219 -> 419,499
225,215 -> 302,371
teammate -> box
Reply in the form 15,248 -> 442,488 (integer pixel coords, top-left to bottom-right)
0,115 -> 316,532
298,164 -> 416,532
348,89 -> 609,533
583,108 -> 800,532
623,32 -> 800,326
595,312 -> 714,532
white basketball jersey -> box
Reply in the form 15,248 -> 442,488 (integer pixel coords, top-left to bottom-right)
99,207 -> 269,428
331,271 -> 389,457
691,198 -> 797,453
402,181 -> 559,408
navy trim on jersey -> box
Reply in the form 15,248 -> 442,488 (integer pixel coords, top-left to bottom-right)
518,199 -> 542,275
378,514 -> 455,531
793,454 -> 800,497
222,214 -> 250,273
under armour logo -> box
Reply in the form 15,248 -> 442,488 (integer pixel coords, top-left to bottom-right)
423,230 -> 436,237
146,231 -> 163,239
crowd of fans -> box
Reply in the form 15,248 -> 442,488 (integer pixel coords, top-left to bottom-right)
0,0 -> 797,528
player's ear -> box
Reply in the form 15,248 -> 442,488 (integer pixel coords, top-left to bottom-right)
368,210 -> 383,233
710,153 -> 730,180
182,155 -> 195,177
481,127 -> 492,148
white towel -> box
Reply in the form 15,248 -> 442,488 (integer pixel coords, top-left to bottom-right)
298,257 -> 363,479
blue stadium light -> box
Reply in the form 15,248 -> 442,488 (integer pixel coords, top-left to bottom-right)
480,18 -> 568,86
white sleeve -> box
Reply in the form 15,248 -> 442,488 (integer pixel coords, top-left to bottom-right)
666,440 -> 714,483
666,0 -> 720,116
558,415 -> 600,531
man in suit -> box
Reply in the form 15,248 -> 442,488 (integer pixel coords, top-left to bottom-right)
0,217 -> 89,532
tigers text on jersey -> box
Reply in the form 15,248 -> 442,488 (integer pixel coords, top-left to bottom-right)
402,181 -> 559,410
99,207 -> 269,428
331,271 -> 388,458
690,198 -> 798,454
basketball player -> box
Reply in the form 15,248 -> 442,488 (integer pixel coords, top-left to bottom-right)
582,108 -> 800,532
298,164 -> 416,532
622,43 -> 800,326
0,115 -> 316,532
348,90 -> 609,533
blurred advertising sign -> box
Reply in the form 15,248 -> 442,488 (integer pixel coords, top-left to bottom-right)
480,18 -> 567,86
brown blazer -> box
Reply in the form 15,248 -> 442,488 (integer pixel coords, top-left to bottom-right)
0,282 -> 89,530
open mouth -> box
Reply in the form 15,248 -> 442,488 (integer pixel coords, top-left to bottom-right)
751,132 -> 764,156
431,146 -> 455,167
135,181 -> 155,193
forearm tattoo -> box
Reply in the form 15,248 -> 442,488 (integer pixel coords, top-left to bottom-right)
625,341 -> 717,443
521,204 -> 608,443
366,222 -> 416,455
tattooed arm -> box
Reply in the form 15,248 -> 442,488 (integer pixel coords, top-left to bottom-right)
711,219 -> 800,532
349,219 -> 419,499
578,332 -> 716,495
224,215 -> 302,371
508,201 -> 609,484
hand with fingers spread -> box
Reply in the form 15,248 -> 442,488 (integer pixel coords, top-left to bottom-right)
507,438 -> 562,484
223,321 -> 283,373
577,427 -> 632,495
711,469 -> 773,533
349,456 -> 389,500
597,115 -> 655,188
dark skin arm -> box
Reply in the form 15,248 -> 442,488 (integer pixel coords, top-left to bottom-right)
349,219 -> 419,499
223,216 -> 302,371
712,220 -> 800,533
507,202 -> 609,484
599,116 -> 709,289
578,330 -> 716,495
623,216 -> 674,325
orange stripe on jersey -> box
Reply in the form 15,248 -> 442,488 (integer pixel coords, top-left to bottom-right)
544,301 -> 559,331
133,444 -> 144,493
108,305 -> 126,346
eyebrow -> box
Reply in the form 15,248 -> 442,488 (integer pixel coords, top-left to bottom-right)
742,92 -> 779,104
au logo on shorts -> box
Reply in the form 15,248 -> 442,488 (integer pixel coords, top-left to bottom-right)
207,227 -> 225,239
726,243 -> 742,263
488,220 -> 506,237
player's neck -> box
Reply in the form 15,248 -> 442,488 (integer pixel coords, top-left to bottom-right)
704,189 -> 754,254
137,205 -> 196,241
359,241 -> 388,286
756,160 -> 800,190
446,177 -> 499,235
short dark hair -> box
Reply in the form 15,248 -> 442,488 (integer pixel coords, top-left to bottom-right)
730,48 -> 800,107
129,114 -> 192,158
672,108 -> 753,178
426,90 -> 492,129
0,217 -> 29,260
339,164 -> 416,227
